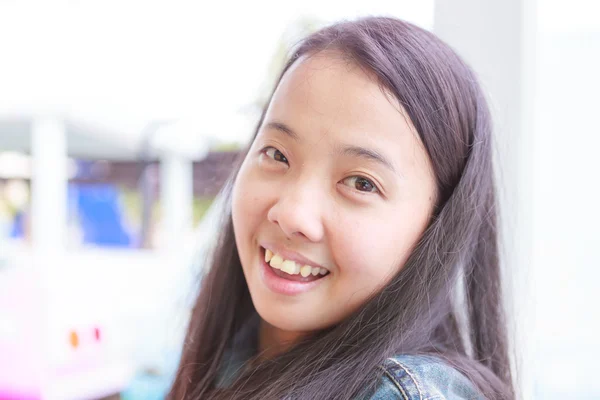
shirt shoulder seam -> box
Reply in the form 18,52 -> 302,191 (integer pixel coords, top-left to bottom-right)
387,357 -> 424,400
378,365 -> 409,400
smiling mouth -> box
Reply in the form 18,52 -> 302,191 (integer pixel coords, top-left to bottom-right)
260,247 -> 329,283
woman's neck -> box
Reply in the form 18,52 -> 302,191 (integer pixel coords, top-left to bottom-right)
258,318 -> 307,360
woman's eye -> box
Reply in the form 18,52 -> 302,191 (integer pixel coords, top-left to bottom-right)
263,147 -> 288,164
342,176 -> 379,193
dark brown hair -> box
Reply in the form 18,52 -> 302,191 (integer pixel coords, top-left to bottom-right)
169,16 -> 514,400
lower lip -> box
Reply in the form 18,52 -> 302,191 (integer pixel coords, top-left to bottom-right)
259,255 -> 328,296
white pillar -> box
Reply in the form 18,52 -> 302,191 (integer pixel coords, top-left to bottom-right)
30,117 -> 68,399
159,152 -> 193,250
434,2 -> 536,399
31,117 -> 68,252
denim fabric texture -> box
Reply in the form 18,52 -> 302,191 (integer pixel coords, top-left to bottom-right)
367,355 -> 484,399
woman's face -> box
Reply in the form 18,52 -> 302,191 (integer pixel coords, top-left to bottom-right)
232,52 -> 437,335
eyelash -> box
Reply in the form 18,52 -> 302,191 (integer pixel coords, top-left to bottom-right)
340,176 -> 379,194
260,146 -> 380,194
262,146 -> 288,164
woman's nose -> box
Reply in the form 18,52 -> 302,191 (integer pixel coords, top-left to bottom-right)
266,180 -> 325,243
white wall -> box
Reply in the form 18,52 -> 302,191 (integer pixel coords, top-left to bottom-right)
531,31 -> 600,399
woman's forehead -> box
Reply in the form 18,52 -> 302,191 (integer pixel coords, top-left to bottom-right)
263,52 -> 429,172
277,52 -> 391,115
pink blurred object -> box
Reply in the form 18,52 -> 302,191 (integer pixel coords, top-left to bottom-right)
0,267 -> 132,400
0,269 -> 43,400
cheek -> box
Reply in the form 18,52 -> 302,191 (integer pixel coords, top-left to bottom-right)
232,161 -> 271,247
331,209 -> 419,290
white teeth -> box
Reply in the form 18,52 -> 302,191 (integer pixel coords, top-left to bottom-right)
300,265 -> 312,277
265,249 -> 329,277
269,254 -> 283,269
265,249 -> 273,263
280,260 -> 299,275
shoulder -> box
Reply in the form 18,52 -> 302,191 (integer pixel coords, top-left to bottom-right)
367,354 -> 485,400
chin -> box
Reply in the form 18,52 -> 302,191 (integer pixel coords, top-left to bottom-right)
252,297 -> 336,333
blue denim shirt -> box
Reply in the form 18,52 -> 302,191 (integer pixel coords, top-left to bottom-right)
369,354 -> 484,399
218,351 -> 483,399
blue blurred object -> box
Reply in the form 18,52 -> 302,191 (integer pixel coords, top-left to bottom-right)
9,211 -> 25,238
121,346 -> 181,400
121,372 -> 171,400
70,184 -> 133,247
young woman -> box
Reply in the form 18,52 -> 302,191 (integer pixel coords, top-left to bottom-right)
168,16 -> 514,400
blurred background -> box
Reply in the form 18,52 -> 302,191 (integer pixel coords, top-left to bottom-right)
0,1 -> 598,399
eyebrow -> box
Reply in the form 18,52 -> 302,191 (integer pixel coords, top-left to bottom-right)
339,145 -> 398,176
264,121 -> 300,141
263,120 -> 397,175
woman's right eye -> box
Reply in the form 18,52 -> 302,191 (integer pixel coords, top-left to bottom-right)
262,146 -> 288,164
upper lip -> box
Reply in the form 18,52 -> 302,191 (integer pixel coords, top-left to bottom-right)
260,242 -> 327,271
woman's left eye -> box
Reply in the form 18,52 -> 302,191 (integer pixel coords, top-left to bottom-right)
262,146 -> 288,164
341,176 -> 379,193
